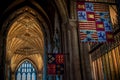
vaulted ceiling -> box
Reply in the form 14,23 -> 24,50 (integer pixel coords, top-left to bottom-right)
6,7 -> 44,72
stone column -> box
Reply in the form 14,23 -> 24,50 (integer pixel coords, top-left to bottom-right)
84,43 -> 92,80
69,20 -> 81,80
80,43 -> 92,80
67,29 -> 73,80
43,39 -> 49,80
6,62 -> 10,80
0,33 -> 5,80
79,43 -> 86,80
61,23 -> 70,80
38,72 -> 42,80
11,72 -> 15,80
116,0 -> 120,25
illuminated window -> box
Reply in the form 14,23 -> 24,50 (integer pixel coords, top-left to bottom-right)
16,61 -> 37,80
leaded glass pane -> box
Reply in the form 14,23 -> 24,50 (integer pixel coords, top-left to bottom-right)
18,68 -> 21,72
29,64 -> 31,67
22,73 -> 26,80
22,69 -> 24,72
22,64 -> 24,67
25,64 -> 26,67
27,64 -> 28,67
32,73 -> 36,80
17,73 -> 21,80
27,73 -> 31,80
33,68 -> 35,71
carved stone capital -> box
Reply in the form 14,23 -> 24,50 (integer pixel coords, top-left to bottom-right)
69,19 -> 78,30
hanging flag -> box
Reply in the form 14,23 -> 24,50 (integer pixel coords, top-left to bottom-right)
47,64 -> 56,75
56,54 -> 64,64
47,53 -> 56,75
55,54 -> 64,75
47,53 -> 64,75
77,2 -> 114,42
47,54 -> 56,64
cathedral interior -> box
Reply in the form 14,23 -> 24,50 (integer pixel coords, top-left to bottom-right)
0,0 -> 120,80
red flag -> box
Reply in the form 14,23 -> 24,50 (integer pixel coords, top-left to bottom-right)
94,3 -> 109,12
56,54 -> 64,64
47,64 -> 56,75
77,2 -> 114,42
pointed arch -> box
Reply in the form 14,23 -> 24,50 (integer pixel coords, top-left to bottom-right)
15,59 -> 37,80
3,6 -> 50,80
54,0 -> 68,23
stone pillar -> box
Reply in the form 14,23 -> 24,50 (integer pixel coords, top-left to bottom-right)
67,29 -> 73,80
61,23 -> 70,80
68,1 -> 82,80
80,43 -> 92,80
0,33 -> 5,80
6,62 -> 10,80
116,0 -> 120,24
11,72 -> 15,80
38,73 -> 42,80
69,0 -> 92,79
69,20 -> 81,80
79,43 -> 86,80
43,39 -> 48,80
84,43 -> 92,80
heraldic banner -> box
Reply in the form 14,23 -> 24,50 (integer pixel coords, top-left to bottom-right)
77,2 -> 114,42
47,53 -> 64,75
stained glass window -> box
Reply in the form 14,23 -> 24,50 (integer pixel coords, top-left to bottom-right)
16,61 -> 37,80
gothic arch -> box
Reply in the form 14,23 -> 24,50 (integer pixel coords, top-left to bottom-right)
54,0 -> 68,23
15,59 -> 38,80
15,59 -> 38,73
2,5 -> 51,80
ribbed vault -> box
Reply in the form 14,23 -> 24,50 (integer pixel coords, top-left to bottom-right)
6,8 -> 44,72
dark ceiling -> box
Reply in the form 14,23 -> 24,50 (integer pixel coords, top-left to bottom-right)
0,0 -> 70,18
0,0 -> 53,30
0,0 -> 48,19
0,0 -> 70,31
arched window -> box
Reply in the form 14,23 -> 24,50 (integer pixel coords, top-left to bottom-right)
16,61 -> 37,80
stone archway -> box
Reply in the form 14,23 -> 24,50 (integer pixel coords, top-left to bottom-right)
4,6 -> 51,80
